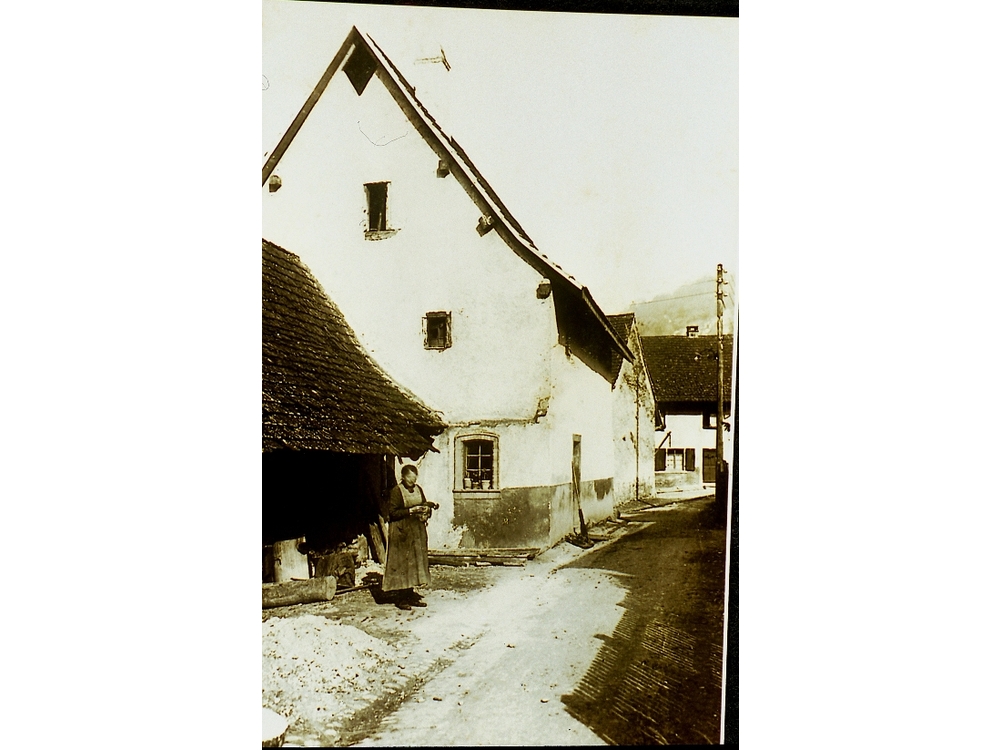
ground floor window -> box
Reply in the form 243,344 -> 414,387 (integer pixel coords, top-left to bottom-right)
655,447 -> 694,472
455,433 -> 499,491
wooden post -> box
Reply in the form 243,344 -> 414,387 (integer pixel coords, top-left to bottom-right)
272,537 -> 309,582
572,434 -> 590,541
716,264 -> 729,519
367,522 -> 387,564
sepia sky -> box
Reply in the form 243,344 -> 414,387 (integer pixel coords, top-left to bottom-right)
263,1 -> 737,314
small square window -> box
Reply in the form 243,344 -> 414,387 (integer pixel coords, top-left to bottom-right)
424,311 -> 451,350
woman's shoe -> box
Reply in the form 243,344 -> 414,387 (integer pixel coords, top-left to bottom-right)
395,601 -> 412,610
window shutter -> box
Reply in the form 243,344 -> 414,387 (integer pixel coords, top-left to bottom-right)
655,449 -> 666,472
684,448 -> 696,472
421,315 -> 428,348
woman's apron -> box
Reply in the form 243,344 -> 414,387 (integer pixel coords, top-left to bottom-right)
383,485 -> 431,592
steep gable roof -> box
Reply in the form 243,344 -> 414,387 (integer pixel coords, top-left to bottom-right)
641,334 -> 734,405
263,240 -> 445,457
263,26 -> 632,381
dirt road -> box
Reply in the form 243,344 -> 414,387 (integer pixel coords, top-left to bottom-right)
268,496 -> 727,746
355,562 -> 625,746
562,498 -> 727,745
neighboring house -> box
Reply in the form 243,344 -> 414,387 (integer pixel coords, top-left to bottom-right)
608,313 -> 657,506
642,332 -> 733,490
262,27 -> 632,550
262,239 -> 445,557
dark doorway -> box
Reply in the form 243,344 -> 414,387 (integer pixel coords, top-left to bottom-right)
702,448 -> 717,483
262,450 -> 386,549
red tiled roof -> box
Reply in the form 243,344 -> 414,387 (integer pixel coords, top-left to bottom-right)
641,335 -> 733,404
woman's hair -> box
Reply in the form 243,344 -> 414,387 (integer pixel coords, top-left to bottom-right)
400,464 -> 419,478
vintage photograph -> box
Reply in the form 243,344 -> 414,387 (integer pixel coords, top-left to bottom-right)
262,1 -> 737,745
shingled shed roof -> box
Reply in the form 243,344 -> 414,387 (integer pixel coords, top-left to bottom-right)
263,240 -> 445,456
607,313 -> 637,381
641,335 -> 734,404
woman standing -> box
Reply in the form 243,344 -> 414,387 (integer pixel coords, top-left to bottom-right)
382,465 -> 434,610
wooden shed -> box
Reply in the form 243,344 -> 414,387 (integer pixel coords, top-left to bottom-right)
262,239 -> 445,576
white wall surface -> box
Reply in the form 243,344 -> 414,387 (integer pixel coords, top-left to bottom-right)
263,70 -> 554,423
545,344 -> 614,486
612,325 -> 657,504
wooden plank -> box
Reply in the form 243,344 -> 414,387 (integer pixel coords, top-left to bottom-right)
262,32 -> 357,185
428,547 -> 540,558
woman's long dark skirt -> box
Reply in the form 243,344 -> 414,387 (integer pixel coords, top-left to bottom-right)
383,515 -> 430,592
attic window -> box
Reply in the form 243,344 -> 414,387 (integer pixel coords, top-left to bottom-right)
343,44 -> 377,96
364,182 -> 396,240
423,311 -> 451,350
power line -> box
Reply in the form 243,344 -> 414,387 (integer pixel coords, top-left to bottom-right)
649,290 -> 717,302
639,289 -> 737,303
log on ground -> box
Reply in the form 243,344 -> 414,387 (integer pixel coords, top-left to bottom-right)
262,576 -> 339,609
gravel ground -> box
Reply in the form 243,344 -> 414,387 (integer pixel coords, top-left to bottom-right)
262,616 -> 406,741
263,564 -> 506,746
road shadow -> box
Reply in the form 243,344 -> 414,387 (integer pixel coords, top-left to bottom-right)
560,499 -> 727,745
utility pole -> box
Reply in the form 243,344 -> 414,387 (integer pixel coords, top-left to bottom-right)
636,365 -> 641,506
716,264 -> 728,519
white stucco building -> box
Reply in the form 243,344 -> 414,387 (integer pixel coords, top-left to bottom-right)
607,314 -> 657,506
262,27 -> 632,550
642,332 -> 734,491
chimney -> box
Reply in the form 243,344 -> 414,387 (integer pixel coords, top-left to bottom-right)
686,325 -> 699,338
